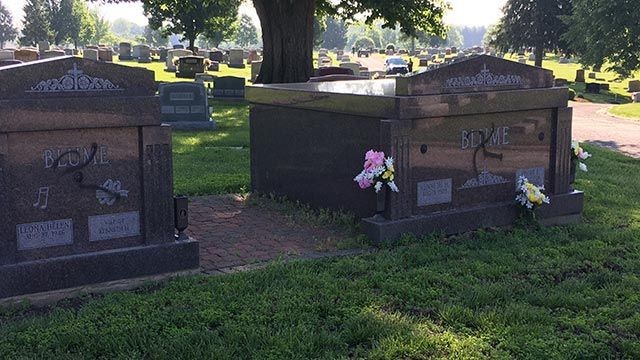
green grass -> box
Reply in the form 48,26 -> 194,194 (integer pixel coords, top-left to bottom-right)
172,102 -> 250,195
1,145 -> 640,359
113,57 -> 252,84
609,103 -> 640,120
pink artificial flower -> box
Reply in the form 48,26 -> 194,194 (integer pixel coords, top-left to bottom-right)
364,150 -> 385,170
358,176 -> 373,189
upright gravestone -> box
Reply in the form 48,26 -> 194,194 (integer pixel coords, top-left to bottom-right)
0,50 -> 14,61
166,49 -> 192,72
131,45 -> 143,59
176,56 -> 205,79
628,80 -> 640,92
41,50 -> 66,59
0,56 -> 199,299
251,61 -> 262,82
213,76 -> 245,99
575,69 -> 585,83
138,45 -> 152,63
98,48 -> 113,62
159,82 -> 215,130
83,49 -> 99,61
38,41 -> 50,54
119,42 -> 132,60
209,50 -> 223,63
14,49 -> 39,62
228,49 -> 245,68
340,62 -> 361,76
173,44 -> 184,49
159,48 -> 168,62
247,54 -> 582,242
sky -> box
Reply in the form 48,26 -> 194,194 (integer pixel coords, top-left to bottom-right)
6,0 -> 506,29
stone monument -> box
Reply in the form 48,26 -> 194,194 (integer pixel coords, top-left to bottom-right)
228,49 -> 245,68
166,49 -> 192,72
119,42 -> 132,60
159,82 -> 215,130
176,56 -> 206,79
0,56 -> 199,299
247,55 -> 583,242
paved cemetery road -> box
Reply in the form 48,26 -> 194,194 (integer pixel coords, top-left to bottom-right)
357,54 -> 386,71
571,102 -> 640,158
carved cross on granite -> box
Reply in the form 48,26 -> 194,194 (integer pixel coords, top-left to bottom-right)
27,63 -> 123,93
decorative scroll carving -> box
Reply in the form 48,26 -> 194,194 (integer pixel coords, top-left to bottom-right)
27,64 -> 123,93
459,170 -> 509,189
444,64 -> 523,89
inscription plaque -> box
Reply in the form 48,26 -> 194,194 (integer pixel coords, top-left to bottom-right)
89,211 -> 140,242
17,219 -> 73,250
417,179 -> 452,206
516,167 -> 545,188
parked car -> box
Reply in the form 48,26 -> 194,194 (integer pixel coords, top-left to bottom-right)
384,56 -> 409,75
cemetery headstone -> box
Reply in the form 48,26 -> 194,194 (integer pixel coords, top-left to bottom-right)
119,42 -> 132,60
575,69 -> 585,82
14,49 -> 39,62
176,56 -> 206,79
228,49 -> 245,68
317,66 -> 354,76
419,58 -> 429,67
197,49 -> 210,59
41,50 -> 66,59
213,76 -> 245,99
38,41 -> 50,54
0,57 -> 199,299
588,72 -> 596,79
208,61 -> 220,72
0,50 -> 14,60
83,49 -> 99,61
247,50 -> 260,64
98,48 -> 113,62
209,50 -> 223,63
558,57 -> 569,64
166,49 -> 192,72
63,48 -> 73,56
251,61 -> 262,82
339,62 -> 361,76
137,45 -> 152,63
159,82 -> 215,130
173,44 -> 184,49
554,78 -> 568,87
628,80 -> 640,92
247,54 -> 582,242
632,92 -> 640,103
585,83 -> 601,93
159,47 -> 168,62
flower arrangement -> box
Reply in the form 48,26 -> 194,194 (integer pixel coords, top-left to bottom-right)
515,176 -> 550,209
571,141 -> 592,172
354,150 -> 399,193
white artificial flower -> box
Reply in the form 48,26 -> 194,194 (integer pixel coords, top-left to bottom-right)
579,151 -> 591,160
373,165 -> 385,177
387,181 -> 399,192
578,162 -> 588,172
384,157 -> 394,168
374,181 -> 383,193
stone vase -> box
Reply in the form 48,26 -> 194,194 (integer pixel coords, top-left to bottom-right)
375,186 -> 387,218
569,161 -> 577,189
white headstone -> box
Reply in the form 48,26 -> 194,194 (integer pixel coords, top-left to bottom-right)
339,62 -> 361,76
166,49 -> 193,71
0,50 -> 15,61
83,49 -> 99,61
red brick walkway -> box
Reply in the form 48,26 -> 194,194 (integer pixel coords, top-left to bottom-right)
187,195 -> 357,274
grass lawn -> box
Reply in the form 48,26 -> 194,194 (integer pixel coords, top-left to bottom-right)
609,103 -> 640,120
173,102 -> 250,195
1,144 -> 639,358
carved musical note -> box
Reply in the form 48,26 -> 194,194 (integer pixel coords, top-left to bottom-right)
33,186 -> 50,209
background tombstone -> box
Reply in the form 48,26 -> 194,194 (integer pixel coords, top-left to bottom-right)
14,49 -> 39,62
339,62 -> 361,76
628,80 -> 640,92
41,50 -> 65,59
213,76 -> 245,99
119,42 -> 132,60
176,56 -> 205,79
63,48 -> 73,56
575,69 -> 585,82
98,48 -> 113,62
38,41 -> 50,54
251,61 -> 262,82
158,82 -> 215,130
131,44 -> 142,59
137,45 -> 152,63
159,48 -> 168,62
228,49 -> 245,68
173,44 -> 184,49
165,49 -> 192,72
0,59 -> 22,67
83,49 -> 99,61
247,50 -> 260,64
247,54 -> 582,243
197,49 -> 210,59
0,49 -> 15,61
209,50 -> 223,63
0,57 -> 199,299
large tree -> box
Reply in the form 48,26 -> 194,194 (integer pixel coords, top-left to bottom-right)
20,0 -> 53,46
142,0 -> 240,51
564,0 -> 640,77
235,13 -> 258,47
321,17 -> 347,50
253,0 -> 447,83
0,1 -> 18,48
491,0 -> 572,67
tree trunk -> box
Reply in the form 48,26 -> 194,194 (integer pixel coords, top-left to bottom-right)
534,45 -> 544,67
188,37 -> 196,53
253,0 -> 315,84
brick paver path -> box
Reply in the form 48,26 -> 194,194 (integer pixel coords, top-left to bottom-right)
187,195 -> 353,273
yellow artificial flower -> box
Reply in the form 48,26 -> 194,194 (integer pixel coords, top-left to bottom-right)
382,170 -> 394,181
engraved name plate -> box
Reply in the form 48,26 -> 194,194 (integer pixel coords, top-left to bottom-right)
417,178 -> 452,206
89,211 -> 140,242
17,219 -> 73,250
516,167 -> 545,188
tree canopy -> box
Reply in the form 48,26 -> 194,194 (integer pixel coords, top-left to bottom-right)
235,14 -> 258,47
490,0 -> 571,67
564,0 -> 640,77
21,0 -> 53,46
0,0 -> 17,48
142,0 -> 240,51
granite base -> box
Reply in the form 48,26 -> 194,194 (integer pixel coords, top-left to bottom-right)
165,121 -> 217,130
228,64 -> 246,69
0,239 -> 199,299
362,191 -> 584,243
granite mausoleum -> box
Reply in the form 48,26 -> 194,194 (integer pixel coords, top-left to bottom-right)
0,57 -> 199,299
248,55 -> 583,242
